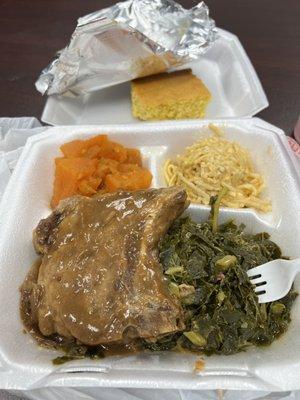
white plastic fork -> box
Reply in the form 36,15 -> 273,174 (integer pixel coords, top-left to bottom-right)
247,258 -> 300,303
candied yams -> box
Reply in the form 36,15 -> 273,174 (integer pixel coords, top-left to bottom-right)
51,135 -> 152,207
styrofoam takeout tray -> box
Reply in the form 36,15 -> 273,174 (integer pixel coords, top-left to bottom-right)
41,29 -> 268,126
0,118 -> 299,392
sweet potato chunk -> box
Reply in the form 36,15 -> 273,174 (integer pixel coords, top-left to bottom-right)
84,135 -> 108,148
83,145 -> 102,159
60,135 -> 108,158
51,158 -> 97,208
96,141 -> 127,162
125,148 -> 142,166
78,177 -> 102,196
60,140 -> 85,158
117,163 -> 140,173
95,158 -> 119,179
105,168 -> 152,192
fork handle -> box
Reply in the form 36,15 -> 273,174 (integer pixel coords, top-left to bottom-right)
289,258 -> 300,276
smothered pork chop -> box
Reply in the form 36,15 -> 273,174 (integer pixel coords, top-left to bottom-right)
20,187 -> 188,351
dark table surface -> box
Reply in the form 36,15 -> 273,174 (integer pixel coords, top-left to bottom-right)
0,0 -> 299,134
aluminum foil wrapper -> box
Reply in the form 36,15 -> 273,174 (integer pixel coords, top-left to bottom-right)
36,0 -> 218,97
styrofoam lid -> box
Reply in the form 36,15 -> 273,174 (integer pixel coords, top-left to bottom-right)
41,29 -> 268,126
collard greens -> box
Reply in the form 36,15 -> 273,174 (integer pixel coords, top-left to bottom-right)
153,197 -> 297,355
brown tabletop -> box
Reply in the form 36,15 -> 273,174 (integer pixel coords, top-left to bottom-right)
0,0 -> 299,134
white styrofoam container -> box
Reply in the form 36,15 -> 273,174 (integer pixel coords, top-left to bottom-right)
41,29 -> 268,126
0,118 -> 299,392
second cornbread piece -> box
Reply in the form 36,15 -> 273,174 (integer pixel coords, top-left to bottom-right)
131,69 -> 211,121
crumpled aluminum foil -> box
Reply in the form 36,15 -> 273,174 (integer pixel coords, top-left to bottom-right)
36,0 -> 218,97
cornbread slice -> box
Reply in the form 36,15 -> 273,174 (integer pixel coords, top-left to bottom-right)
131,69 -> 211,121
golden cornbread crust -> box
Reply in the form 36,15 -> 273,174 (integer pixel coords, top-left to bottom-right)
131,69 -> 211,120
